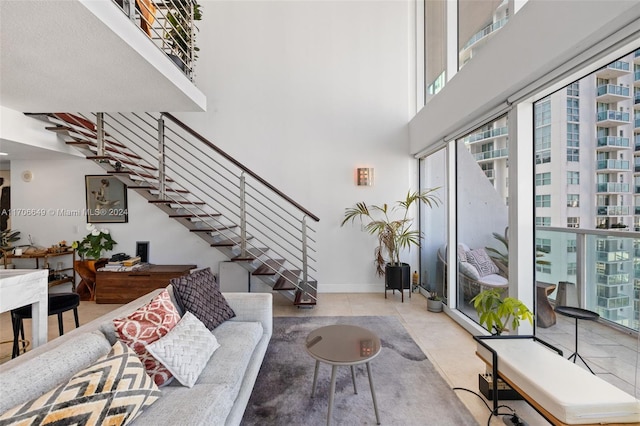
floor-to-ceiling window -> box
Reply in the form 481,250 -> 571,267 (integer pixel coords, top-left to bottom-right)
425,0 -> 447,100
419,148 -> 448,301
534,49 -> 639,332
456,115 -> 510,320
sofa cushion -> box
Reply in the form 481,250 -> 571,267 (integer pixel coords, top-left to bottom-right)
466,248 -> 499,277
196,321 -> 263,399
113,289 -> 180,386
0,341 -> 160,425
146,312 -> 220,388
0,330 -> 112,414
170,267 -> 235,331
459,261 -> 480,280
130,383 -> 234,425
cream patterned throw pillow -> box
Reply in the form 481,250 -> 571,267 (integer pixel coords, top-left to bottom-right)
146,311 -> 220,388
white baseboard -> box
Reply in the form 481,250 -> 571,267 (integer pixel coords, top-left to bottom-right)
318,283 -> 385,293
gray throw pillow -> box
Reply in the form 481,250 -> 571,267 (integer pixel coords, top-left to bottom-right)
466,248 -> 499,277
170,267 -> 235,331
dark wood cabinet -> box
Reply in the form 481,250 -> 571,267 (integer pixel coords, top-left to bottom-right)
96,264 -> 196,304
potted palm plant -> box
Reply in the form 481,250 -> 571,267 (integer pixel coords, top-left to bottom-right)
341,189 -> 440,293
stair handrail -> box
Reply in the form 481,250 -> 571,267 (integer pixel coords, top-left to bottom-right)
162,112 -> 320,223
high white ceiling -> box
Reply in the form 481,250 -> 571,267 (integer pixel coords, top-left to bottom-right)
0,0 -> 206,113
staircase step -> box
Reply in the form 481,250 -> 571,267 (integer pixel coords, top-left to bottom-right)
169,213 -> 221,219
66,140 -> 142,159
52,113 -> 101,132
211,236 -> 252,247
49,127 -> 125,148
294,282 -> 318,306
149,200 -> 205,206
108,170 -> 174,182
231,247 -> 268,261
253,259 -> 285,276
274,269 -> 301,290
190,225 -> 238,233
129,185 -> 190,194
86,156 -> 157,171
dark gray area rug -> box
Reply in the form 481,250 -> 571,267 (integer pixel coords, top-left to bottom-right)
241,316 -> 478,425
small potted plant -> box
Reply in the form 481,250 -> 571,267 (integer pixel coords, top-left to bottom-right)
427,292 -> 443,312
72,224 -> 117,300
341,189 -> 440,293
471,289 -> 533,335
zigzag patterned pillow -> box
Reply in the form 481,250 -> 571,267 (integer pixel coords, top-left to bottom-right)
0,341 -> 159,425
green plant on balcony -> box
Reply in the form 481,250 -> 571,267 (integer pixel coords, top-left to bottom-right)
165,0 -> 202,70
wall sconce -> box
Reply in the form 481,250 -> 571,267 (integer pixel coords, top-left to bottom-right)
356,168 -> 374,186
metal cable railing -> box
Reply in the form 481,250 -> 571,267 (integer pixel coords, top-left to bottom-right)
46,111 -> 319,300
112,0 -> 200,80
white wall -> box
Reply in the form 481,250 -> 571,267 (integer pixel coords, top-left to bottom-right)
175,0 -> 417,292
4,0 -> 417,293
9,158 -> 227,274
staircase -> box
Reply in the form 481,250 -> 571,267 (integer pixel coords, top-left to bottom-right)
26,112 -> 319,306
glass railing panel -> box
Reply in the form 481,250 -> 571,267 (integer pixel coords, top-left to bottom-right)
462,17 -> 509,50
536,228 -> 640,332
596,159 -> 630,170
596,84 -> 630,97
596,111 -> 631,122
472,148 -> 509,161
597,136 -> 630,148
596,205 -> 631,216
461,126 -> 509,144
606,60 -> 631,72
596,183 -> 630,192
635,71 -> 640,81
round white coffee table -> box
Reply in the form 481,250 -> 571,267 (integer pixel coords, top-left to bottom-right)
305,324 -> 381,426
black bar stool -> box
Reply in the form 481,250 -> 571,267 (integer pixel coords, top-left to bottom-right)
11,292 -> 80,358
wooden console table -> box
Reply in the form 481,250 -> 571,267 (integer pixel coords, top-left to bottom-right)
95,264 -> 196,304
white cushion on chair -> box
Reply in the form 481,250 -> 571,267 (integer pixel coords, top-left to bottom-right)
477,274 -> 507,287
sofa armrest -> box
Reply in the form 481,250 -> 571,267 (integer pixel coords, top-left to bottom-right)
223,292 -> 272,337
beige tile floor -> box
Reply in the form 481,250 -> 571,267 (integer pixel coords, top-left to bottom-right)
0,293 -> 637,426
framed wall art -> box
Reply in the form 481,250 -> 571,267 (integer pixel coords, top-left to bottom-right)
85,175 -> 128,223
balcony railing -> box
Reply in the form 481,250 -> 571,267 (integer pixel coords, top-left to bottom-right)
636,71 -> 640,81
597,136 -> 629,149
603,60 -> 631,72
596,159 -> 629,170
597,110 -> 631,123
462,126 -> 508,144
113,0 -> 200,80
462,17 -> 509,50
596,84 -> 630,97
596,182 -> 629,193
536,227 -> 640,331
597,205 -> 631,216
473,148 -> 509,161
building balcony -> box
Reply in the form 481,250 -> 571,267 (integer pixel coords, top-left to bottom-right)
483,169 -> 495,179
596,159 -> 630,171
596,250 -> 630,261
596,84 -> 631,103
597,273 -> 631,286
635,71 -> 640,87
597,110 -> 631,127
461,126 -> 508,145
472,148 -> 508,161
635,92 -> 640,109
598,295 -> 631,310
596,182 -> 629,193
597,205 -> 631,216
596,60 -> 631,79
461,17 -> 509,52
597,136 -> 630,150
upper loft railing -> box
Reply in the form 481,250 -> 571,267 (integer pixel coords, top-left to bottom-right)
113,0 -> 200,80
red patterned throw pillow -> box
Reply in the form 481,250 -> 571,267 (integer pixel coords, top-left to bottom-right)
113,289 -> 180,386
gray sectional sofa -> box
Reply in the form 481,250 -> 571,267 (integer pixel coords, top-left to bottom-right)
0,288 -> 273,425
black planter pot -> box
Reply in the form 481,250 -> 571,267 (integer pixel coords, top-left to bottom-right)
385,263 -> 410,302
